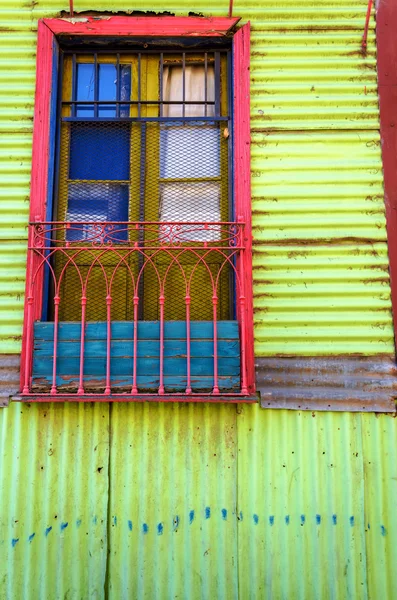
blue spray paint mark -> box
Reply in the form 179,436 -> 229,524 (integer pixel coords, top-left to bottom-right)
93,516 -> 97,525
221,509 -> 227,521
300,515 -> 305,525
127,520 -> 133,532
28,533 -> 35,543
142,523 -> 149,534
189,510 -> 195,524
173,516 -> 180,531
205,507 -> 211,519
368,523 -> 370,530
239,511 -> 243,521
157,523 -> 164,535
253,514 -> 259,525
316,514 -> 321,525
45,526 -> 52,537
332,515 -> 337,525
76,519 -> 82,528
285,515 -> 290,525
269,516 -> 274,526
381,525 -> 387,537
113,516 -> 117,526
11,538 -> 19,548
350,516 -> 355,527
60,522 -> 68,531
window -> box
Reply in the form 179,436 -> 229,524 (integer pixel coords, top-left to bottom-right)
21,17 -> 254,401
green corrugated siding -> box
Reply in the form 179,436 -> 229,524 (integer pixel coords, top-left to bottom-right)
0,0 -> 392,355
1,402 -> 397,598
1,1 -> 397,599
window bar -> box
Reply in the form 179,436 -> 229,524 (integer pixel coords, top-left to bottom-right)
105,290 -> 112,395
212,288 -> 220,394
137,124 -> 146,320
116,53 -> 120,118
185,290 -> 192,394
50,292 -> 60,395
138,53 -> 141,118
214,52 -> 221,117
204,52 -> 208,117
159,52 -> 163,117
182,52 -> 186,120
131,293 -> 139,394
94,53 -> 99,119
71,53 -> 77,117
158,290 -> 165,395
77,289 -> 87,394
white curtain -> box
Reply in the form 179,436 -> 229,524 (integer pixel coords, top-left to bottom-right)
159,65 -> 221,241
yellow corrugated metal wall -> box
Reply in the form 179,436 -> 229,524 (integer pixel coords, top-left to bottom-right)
0,0 -> 396,598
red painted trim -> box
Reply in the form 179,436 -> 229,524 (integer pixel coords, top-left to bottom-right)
16,394 -> 258,404
44,16 -> 240,37
22,17 -> 254,398
233,22 -> 255,393
20,21 -> 55,392
377,1 -> 397,352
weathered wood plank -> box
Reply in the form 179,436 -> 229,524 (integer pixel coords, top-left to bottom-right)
34,320 -> 239,341
33,339 -> 240,359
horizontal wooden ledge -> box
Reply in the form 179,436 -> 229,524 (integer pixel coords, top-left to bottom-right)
12,393 -> 259,404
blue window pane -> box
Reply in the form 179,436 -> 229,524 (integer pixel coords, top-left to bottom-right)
98,64 -> 117,117
66,184 -> 129,241
69,123 -> 130,181
75,63 -> 131,117
76,63 -> 95,117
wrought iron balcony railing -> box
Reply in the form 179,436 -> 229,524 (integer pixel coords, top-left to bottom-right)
22,221 -> 252,401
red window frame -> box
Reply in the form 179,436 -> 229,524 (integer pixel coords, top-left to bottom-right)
20,16 -> 255,400
377,1 -> 397,352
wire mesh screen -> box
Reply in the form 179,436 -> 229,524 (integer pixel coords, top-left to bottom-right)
55,118 -> 231,322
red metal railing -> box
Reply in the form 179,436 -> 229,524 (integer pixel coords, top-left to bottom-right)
22,221 -> 250,399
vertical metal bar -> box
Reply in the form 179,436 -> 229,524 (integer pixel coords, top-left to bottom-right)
104,293 -> 112,394
138,53 -> 141,118
185,294 -> 192,394
212,293 -> 219,394
158,293 -> 165,395
214,52 -> 221,117
94,53 -> 98,118
71,53 -> 77,117
137,124 -> 146,320
50,294 -> 60,395
77,293 -> 86,394
131,295 -> 139,394
159,52 -> 163,117
204,52 -> 208,117
116,53 -> 120,118
182,52 -> 186,119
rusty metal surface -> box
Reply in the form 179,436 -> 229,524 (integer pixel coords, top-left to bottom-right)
0,355 -> 20,407
257,356 -> 397,411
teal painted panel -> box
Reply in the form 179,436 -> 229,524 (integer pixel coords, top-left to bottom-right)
34,320 -> 239,340
32,321 -> 241,392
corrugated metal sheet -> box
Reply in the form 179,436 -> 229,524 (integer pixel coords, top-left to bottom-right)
237,406 -> 368,599
256,356 -> 397,411
107,402 -> 238,599
2,402 -> 397,598
0,402 -> 109,599
1,1 -> 397,598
